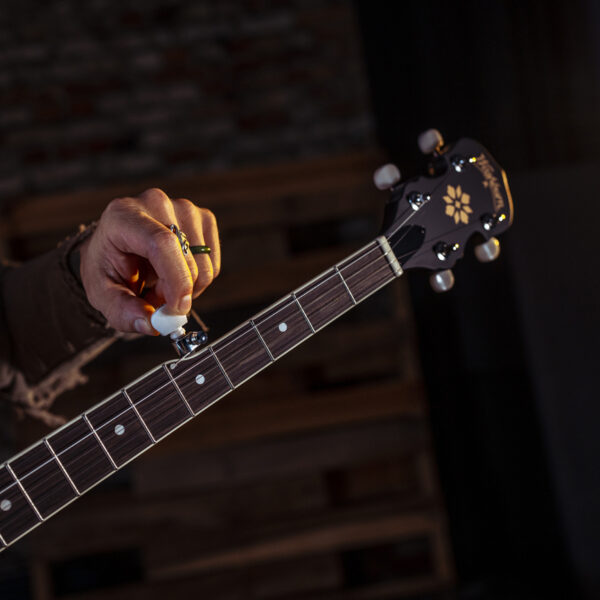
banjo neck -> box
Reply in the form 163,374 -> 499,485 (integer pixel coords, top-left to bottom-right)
0,235 -> 401,552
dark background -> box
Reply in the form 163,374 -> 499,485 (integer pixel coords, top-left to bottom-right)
0,0 -> 599,598
357,0 -> 600,597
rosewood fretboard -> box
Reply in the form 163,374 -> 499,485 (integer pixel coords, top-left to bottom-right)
0,236 -> 402,551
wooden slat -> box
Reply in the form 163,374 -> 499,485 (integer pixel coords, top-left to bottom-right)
146,379 -> 425,455
29,473 -> 327,560
30,451 -> 434,562
289,577 -> 452,600
2,152 -> 382,238
61,554 -> 342,600
59,570 -> 450,600
8,150 -> 453,598
185,245 -> 383,311
132,418 -> 428,495
150,510 -> 441,579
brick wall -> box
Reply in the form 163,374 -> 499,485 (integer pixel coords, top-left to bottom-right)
0,0 -> 375,205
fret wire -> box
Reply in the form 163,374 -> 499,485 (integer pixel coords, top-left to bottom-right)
356,264 -> 398,300
171,242 -> 389,386
82,414 -> 118,470
0,291 -> 401,552
334,265 -> 357,305
256,316 -> 316,361
172,240 -> 385,375
163,365 -> 195,416
5,464 -> 43,522
250,320 -> 275,362
0,531 -> 6,547
43,439 -> 80,496
0,237 -> 404,539
292,293 -> 316,333
123,389 -> 157,443
209,347 -> 235,390
341,254 -> 396,285
335,239 -> 378,269
338,241 -> 385,273
203,241 -> 378,359
345,262 -> 398,300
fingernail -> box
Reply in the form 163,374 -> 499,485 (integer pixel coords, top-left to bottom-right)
134,318 -> 154,335
179,294 -> 192,313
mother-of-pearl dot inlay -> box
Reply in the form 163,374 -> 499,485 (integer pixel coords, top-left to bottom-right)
1,499 -> 12,512
114,424 -> 125,436
195,374 -> 206,385
278,322 -> 288,333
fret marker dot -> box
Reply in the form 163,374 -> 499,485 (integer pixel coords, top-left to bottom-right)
114,424 -> 125,436
195,374 -> 206,385
1,499 -> 12,512
278,322 -> 288,333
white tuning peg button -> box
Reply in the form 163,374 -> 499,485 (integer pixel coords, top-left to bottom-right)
417,129 -> 444,154
474,237 -> 501,263
151,305 -> 188,337
429,269 -> 455,293
373,163 -> 401,190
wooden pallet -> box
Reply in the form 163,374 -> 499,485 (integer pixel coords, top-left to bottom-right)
5,152 -> 454,599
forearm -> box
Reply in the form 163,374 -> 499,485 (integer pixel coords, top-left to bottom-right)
0,226 -> 116,425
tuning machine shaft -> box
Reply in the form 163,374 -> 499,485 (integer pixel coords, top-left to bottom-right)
151,305 -> 209,357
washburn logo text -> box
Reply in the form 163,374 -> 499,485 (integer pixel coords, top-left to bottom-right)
474,153 -> 504,212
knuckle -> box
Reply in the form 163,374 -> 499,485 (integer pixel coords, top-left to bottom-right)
200,207 -> 217,225
174,273 -> 194,296
105,196 -> 131,216
174,197 -> 199,222
140,187 -> 171,209
187,256 -> 199,279
142,187 -> 168,200
195,265 -> 214,290
173,197 -> 194,211
148,227 -> 177,256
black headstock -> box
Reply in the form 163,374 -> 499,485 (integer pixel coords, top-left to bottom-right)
377,130 -> 513,292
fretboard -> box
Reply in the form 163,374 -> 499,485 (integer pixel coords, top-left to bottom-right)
0,236 -> 402,551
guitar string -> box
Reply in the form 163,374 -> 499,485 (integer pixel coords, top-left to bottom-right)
0,223 -> 426,504
0,173 -> 487,515
0,204 -> 427,505
168,196 -> 424,368
0,249 -> 399,502
165,185 -> 475,382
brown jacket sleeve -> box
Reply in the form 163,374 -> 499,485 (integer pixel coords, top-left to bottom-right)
0,226 -> 116,426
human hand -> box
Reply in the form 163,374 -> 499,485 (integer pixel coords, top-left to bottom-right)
79,188 -> 220,335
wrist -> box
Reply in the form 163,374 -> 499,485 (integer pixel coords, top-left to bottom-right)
63,223 -> 96,289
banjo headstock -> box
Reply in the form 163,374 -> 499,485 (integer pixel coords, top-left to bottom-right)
376,130 -> 514,292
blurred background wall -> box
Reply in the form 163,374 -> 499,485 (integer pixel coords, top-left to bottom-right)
357,1 -> 600,598
0,0 -> 374,201
0,1 -> 599,599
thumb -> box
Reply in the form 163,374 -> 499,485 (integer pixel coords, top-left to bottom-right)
102,283 -> 159,335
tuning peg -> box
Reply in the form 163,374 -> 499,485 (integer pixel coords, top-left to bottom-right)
373,163 -> 401,190
151,305 -> 188,336
474,237 -> 500,263
417,129 -> 444,154
429,269 -> 455,293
